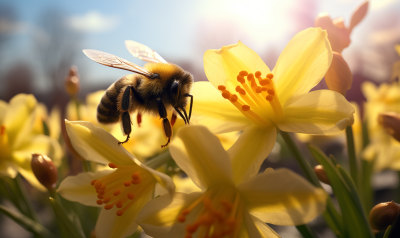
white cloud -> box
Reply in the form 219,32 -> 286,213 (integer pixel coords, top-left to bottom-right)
370,0 -> 397,10
67,11 -> 119,33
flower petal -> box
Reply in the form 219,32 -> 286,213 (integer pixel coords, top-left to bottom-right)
278,90 -> 354,134
57,170 -> 111,206
191,82 -> 249,133
229,126 -> 276,184
273,28 -> 332,104
169,125 -> 233,190
94,183 -> 155,238
245,215 -> 280,238
65,120 -> 134,165
204,41 -> 270,91
3,94 -> 37,146
238,168 -> 327,225
325,52 -> 352,95
138,192 -> 201,238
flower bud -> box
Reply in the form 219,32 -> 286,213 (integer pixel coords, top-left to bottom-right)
65,66 -> 80,97
314,164 -> 330,184
31,153 -> 58,191
369,201 -> 400,232
324,52 -> 353,95
378,112 -> 400,142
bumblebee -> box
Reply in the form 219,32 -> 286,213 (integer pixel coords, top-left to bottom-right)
83,41 -> 193,147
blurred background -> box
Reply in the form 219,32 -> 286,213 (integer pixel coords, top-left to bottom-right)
0,0 -> 399,108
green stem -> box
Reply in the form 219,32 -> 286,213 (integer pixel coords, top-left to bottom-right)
280,131 -> 343,236
145,150 -> 173,169
12,175 -> 38,221
296,224 -> 317,238
49,194 -> 85,238
360,159 -> 374,213
0,204 -> 53,237
345,126 -> 359,188
279,131 -> 319,186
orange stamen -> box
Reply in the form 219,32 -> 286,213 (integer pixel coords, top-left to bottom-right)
91,164 -> 153,217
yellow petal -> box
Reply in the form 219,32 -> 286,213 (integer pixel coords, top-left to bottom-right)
278,90 -> 354,134
169,125 -> 233,189
3,94 -> 37,146
204,41 -> 270,91
245,215 -> 280,238
229,126 -> 277,184
325,52 -> 353,95
94,183 -> 155,238
57,171 -> 110,206
138,192 -> 201,238
65,120 -> 135,165
0,100 -> 7,121
238,168 -> 327,225
191,81 -> 250,133
274,28 -> 332,104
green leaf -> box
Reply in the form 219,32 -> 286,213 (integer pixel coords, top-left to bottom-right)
49,195 -> 86,238
309,145 -> 374,238
0,204 -> 52,237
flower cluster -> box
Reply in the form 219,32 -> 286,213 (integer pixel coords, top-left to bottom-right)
3,1 -> 400,237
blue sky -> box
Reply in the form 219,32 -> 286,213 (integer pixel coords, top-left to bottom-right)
0,0 -> 399,96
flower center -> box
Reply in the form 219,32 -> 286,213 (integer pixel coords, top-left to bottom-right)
217,70 -> 283,125
177,189 -> 243,238
91,162 -> 153,216
0,125 -> 10,161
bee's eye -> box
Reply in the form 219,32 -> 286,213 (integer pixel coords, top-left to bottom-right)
170,80 -> 179,95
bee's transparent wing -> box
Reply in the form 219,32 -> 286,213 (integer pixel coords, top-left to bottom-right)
83,49 -> 154,77
125,40 -> 168,64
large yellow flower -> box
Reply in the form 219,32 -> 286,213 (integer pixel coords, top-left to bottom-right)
0,94 -> 61,189
193,27 -> 354,159
137,126 -> 327,238
57,120 -> 174,238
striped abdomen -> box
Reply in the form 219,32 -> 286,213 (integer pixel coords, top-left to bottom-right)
97,78 -> 129,123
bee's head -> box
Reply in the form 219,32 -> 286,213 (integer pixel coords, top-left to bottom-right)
168,71 -> 193,107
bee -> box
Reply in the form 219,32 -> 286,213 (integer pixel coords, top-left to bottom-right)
83,40 -> 193,147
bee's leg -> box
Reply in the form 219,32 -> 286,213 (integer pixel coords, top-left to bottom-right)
171,113 -> 177,127
119,86 -> 133,144
119,111 -> 131,144
180,106 -> 189,124
157,97 -> 172,148
173,106 -> 188,124
136,112 -> 142,127
184,94 -> 193,121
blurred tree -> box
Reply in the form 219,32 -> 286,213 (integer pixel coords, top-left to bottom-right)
32,7 -> 83,106
3,62 -> 34,100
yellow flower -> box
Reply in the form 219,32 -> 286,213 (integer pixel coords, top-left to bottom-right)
362,81 -> 400,171
137,126 -> 327,238
0,94 -> 61,189
57,120 -> 174,238
194,27 -> 354,160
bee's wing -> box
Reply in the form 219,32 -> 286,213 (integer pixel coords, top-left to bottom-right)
125,40 -> 168,64
83,49 -> 154,78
